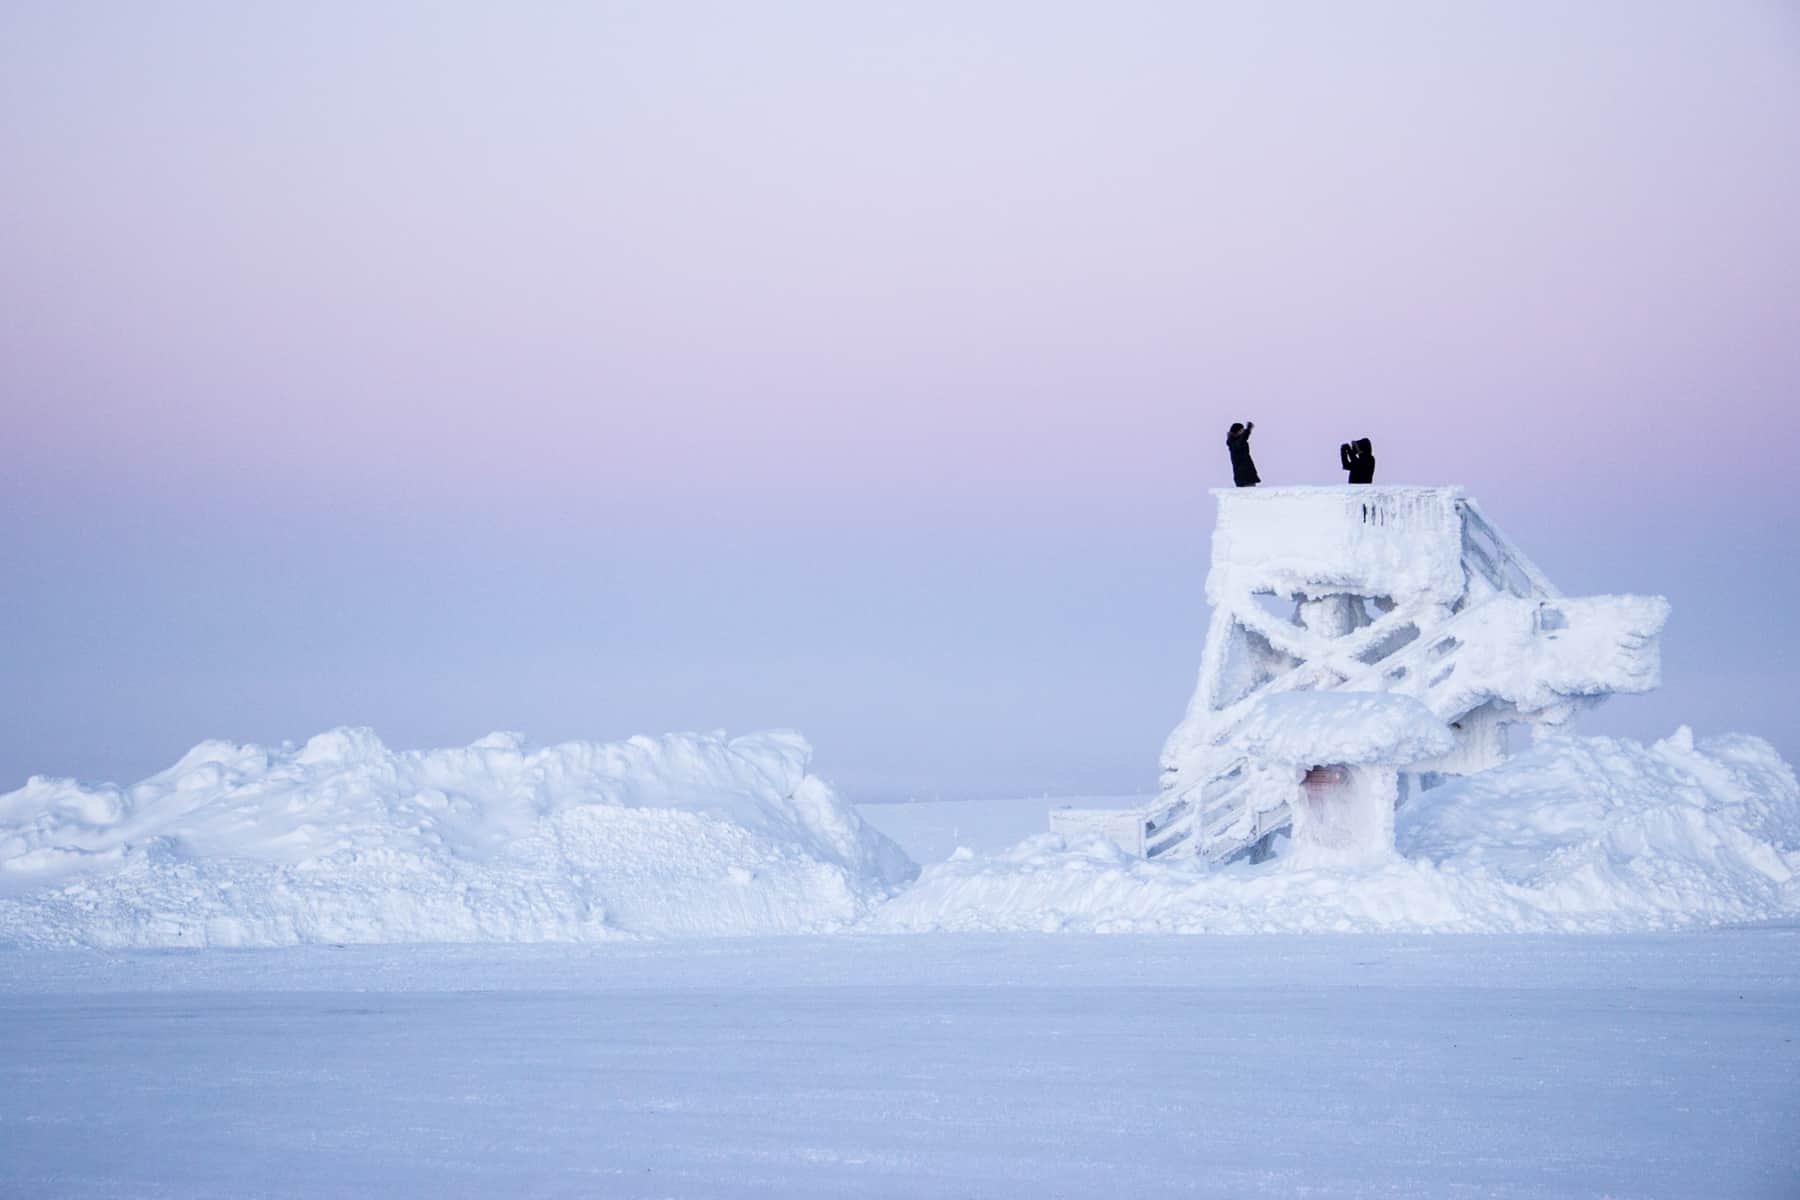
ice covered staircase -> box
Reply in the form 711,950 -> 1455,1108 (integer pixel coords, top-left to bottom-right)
1051,487 -> 1668,862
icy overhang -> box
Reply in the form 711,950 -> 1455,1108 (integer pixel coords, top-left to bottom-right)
1403,594 -> 1672,717
1237,691 -> 1455,767
1209,485 -> 1467,605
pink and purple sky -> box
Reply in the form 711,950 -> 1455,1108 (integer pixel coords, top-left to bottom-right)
4,2 -> 1798,795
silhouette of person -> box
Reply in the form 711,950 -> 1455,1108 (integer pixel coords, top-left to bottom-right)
1227,422 -> 1259,487
1340,437 -> 1375,484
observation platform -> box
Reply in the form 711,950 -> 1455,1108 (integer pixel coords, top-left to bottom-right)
1206,485 -> 1551,607
1051,483 -> 1667,863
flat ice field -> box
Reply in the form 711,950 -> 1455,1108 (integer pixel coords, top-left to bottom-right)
3,930 -> 1796,1198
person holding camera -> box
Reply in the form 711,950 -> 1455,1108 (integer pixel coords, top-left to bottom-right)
1227,422 -> 1260,487
1340,437 -> 1375,484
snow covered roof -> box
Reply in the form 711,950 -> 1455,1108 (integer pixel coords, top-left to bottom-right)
1236,691 -> 1454,766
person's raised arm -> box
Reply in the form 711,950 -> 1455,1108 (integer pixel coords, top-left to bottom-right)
1340,442 -> 1353,470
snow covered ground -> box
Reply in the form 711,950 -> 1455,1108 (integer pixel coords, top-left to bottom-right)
3,930 -> 1795,1198
5,725 -> 1796,946
4,743 -> 1795,1194
877,730 -> 1800,934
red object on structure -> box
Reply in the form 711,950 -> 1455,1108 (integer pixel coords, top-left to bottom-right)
1302,765 -> 1349,800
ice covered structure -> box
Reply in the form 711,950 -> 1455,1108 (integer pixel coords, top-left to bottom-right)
0,727 -> 916,948
1237,692 -> 1453,862
1053,486 -> 1669,862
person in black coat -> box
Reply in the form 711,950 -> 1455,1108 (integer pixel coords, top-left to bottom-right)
1340,437 -> 1375,484
1227,422 -> 1259,487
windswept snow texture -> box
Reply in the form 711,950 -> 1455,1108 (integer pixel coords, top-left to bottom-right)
874,730 -> 1800,934
1238,691 -> 1452,765
0,728 -> 915,948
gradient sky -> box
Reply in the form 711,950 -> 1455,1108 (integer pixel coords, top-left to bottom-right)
4,1 -> 1798,797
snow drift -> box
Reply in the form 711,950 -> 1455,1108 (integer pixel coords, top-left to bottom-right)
6,724 -> 1794,945
0,728 -> 915,948
872,730 -> 1800,934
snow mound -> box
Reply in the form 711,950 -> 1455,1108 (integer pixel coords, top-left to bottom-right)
870,730 -> 1800,934
0,728 -> 916,948
1237,691 -> 1453,765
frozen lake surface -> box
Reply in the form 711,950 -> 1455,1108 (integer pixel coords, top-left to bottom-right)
4,928 -> 1796,1198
